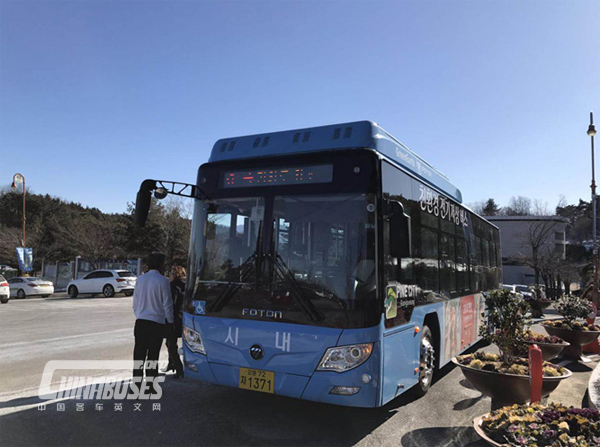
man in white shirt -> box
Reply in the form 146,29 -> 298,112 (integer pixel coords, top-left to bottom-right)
132,253 -> 174,392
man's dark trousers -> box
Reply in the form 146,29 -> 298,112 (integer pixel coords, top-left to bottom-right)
133,319 -> 165,381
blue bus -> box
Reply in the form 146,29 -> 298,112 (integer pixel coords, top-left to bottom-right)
135,120 -> 501,407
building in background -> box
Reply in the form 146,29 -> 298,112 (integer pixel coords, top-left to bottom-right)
487,215 -> 568,286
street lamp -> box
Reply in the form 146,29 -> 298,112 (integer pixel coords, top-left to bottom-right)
11,173 -> 26,247
589,112 -> 598,309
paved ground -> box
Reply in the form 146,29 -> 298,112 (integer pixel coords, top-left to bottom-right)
0,297 -> 596,447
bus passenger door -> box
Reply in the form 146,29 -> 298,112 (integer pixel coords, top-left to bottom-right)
381,199 -> 419,403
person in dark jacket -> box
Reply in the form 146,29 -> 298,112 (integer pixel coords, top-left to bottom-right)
162,265 -> 185,378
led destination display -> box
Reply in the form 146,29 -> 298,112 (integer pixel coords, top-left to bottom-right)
222,164 -> 333,188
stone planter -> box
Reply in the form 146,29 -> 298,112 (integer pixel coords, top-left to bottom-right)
473,415 -> 504,447
527,300 -> 552,318
452,358 -> 572,410
523,340 -> 569,361
542,324 -> 600,362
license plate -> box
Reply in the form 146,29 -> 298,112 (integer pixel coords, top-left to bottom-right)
238,368 -> 275,394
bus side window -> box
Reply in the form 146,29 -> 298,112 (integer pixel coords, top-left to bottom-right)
387,200 -> 411,260
456,238 -> 468,293
416,227 -> 439,294
440,233 -> 456,298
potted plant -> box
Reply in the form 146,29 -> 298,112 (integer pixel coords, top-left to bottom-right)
516,330 -> 570,361
525,286 -> 552,318
453,289 -> 572,410
473,402 -> 600,446
542,295 -> 600,362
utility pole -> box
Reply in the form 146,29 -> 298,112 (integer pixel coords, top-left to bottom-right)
588,112 -> 598,309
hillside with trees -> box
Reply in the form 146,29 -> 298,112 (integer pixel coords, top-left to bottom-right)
0,188 -> 191,271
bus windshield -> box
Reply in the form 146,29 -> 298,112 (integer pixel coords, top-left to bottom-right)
186,193 -> 379,328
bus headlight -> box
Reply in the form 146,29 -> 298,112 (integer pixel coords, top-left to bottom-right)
183,326 -> 206,355
317,343 -> 373,373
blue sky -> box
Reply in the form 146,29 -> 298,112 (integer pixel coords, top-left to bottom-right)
1,0 -> 599,213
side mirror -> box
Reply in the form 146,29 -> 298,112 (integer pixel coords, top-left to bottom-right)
154,187 -> 168,200
385,200 -> 411,259
134,179 -> 198,227
134,180 -> 157,227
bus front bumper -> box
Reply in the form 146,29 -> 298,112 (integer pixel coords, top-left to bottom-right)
182,344 -> 380,408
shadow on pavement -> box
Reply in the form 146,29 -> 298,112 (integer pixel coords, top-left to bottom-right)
453,394 -> 484,411
47,296 -> 130,302
401,426 -> 488,447
0,376 -> 416,447
0,339 -> 495,447
0,395 -> 47,410
459,379 -> 477,391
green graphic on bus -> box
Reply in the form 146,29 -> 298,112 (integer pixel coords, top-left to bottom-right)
385,285 -> 398,319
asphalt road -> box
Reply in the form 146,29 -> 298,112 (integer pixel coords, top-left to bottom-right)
0,296 -> 596,447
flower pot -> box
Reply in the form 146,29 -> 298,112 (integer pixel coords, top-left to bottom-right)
523,340 -> 569,361
474,403 -> 600,446
473,415 -> 505,447
452,358 -> 572,410
542,324 -> 600,362
527,300 -> 552,318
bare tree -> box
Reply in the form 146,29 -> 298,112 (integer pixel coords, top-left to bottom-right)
469,200 -> 486,215
556,194 -> 568,211
558,261 -> 580,296
513,219 -> 562,285
55,215 -> 122,270
538,250 -> 562,299
505,196 -> 532,216
0,226 -> 22,266
532,199 -> 550,216
160,197 -> 192,269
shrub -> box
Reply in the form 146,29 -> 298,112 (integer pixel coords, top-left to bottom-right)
555,295 -> 593,325
479,289 -> 530,366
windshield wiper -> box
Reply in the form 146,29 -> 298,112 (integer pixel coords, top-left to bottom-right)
268,253 -> 323,323
208,253 -> 257,313
208,221 -> 263,313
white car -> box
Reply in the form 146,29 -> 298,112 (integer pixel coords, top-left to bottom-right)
502,284 -> 533,299
514,284 -> 534,299
0,275 -> 9,303
67,270 -> 137,298
8,277 -> 55,299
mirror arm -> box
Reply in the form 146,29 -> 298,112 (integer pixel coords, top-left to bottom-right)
153,180 -> 197,199
134,179 -> 204,227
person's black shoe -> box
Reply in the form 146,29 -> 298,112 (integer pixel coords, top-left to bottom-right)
174,366 -> 184,379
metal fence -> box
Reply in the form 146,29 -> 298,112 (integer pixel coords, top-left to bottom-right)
41,258 -> 142,291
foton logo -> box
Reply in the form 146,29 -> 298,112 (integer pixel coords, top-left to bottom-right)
242,308 -> 283,319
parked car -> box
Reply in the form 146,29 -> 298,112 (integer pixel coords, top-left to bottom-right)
514,284 -> 534,299
0,275 -> 9,303
501,284 -> 534,299
8,277 -> 55,299
501,284 -> 517,293
66,270 -> 137,298
0,265 -> 18,280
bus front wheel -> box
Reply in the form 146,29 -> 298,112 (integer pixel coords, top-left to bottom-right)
414,325 -> 436,397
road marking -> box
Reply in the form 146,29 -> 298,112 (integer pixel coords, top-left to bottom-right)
0,328 -> 131,349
